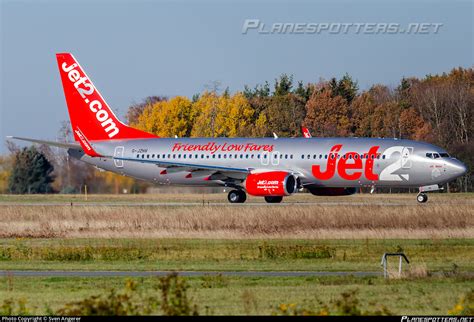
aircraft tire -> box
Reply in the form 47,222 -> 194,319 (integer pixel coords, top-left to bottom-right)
417,193 -> 428,203
228,190 -> 246,203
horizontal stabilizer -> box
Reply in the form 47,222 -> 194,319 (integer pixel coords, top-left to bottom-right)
6,136 -> 82,150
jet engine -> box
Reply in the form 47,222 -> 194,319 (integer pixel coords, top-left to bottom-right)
245,171 -> 298,196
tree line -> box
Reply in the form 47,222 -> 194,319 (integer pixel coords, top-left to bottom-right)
127,67 -> 473,192
1,67 -> 472,193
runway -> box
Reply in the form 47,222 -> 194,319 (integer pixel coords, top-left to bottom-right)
1,270 -> 382,278
0,201 -> 411,207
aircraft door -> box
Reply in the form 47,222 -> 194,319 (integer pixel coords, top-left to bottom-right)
271,151 -> 280,166
261,151 -> 270,166
114,146 -> 124,168
401,147 -> 413,169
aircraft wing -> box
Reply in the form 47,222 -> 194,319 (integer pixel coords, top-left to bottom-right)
154,160 -> 249,174
116,156 -> 250,181
7,136 -> 82,150
116,156 -> 304,183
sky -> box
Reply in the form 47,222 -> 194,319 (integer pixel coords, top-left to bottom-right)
0,0 -> 472,154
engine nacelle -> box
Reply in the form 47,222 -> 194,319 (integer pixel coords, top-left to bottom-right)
245,171 -> 298,197
306,186 -> 357,196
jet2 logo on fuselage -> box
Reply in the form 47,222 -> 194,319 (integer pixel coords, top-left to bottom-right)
312,144 -> 411,182
312,144 -> 379,181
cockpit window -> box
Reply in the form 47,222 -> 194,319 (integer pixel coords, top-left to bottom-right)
426,152 -> 450,159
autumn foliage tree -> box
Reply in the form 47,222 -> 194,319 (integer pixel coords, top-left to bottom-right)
126,96 -> 167,125
304,87 -> 351,137
0,155 -> 13,193
398,107 -> 432,141
191,92 -> 254,138
256,94 -> 306,138
248,75 -> 310,137
133,96 -> 194,137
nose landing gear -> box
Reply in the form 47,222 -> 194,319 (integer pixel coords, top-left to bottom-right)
417,184 -> 442,203
416,193 -> 428,203
227,189 -> 247,203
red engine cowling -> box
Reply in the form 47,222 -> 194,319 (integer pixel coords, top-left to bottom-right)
245,171 -> 298,197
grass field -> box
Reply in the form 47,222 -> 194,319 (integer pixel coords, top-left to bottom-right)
0,238 -> 472,272
0,193 -> 472,239
1,275 -> 472,315
0,193 -> 472,315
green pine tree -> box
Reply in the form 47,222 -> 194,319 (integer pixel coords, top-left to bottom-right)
329,74 -> 359,104
273,74 -> 293,96
8,146 -> 54,194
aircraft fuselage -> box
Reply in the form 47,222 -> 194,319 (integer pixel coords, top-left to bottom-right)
71,137 -> 466,189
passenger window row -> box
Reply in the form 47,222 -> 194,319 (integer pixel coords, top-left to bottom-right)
136,153 -> 295,160
301,154 -> 386,160
135,152 -> 388,161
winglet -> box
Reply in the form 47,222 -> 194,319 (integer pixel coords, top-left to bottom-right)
301,126 -> 312,138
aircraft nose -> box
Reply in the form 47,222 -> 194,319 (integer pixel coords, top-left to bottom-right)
449,159 -> 467,177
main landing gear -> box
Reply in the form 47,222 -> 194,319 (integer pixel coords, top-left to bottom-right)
227,190 -> 247,203
227,190 -> 284,204
416,193 -> 428,203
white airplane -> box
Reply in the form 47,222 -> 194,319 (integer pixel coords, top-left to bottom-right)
10,53 -> 467,203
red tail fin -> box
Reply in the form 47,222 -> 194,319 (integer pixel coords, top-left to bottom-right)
56,53 -> 157,142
